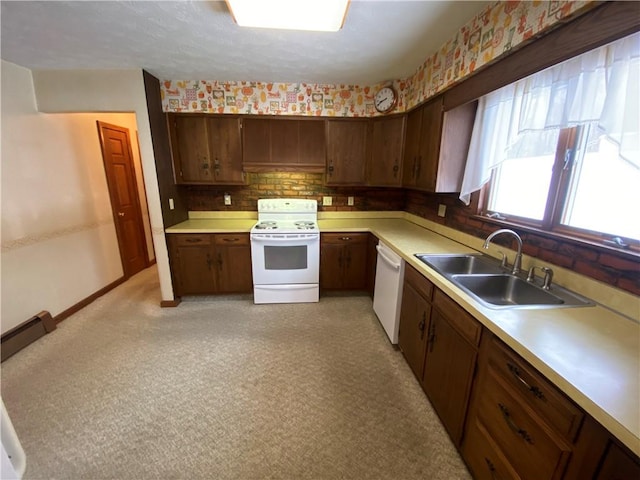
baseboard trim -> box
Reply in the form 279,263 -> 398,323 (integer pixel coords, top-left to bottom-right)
1,311 -> 56,362
54,276 -> 126,324
160,298 -> 181,308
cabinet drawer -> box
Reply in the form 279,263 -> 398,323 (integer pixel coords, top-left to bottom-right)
404,265 -> 434,301
432,289 -> 481,346
463,417 -> 522,480
321,233 -> 368,244
213,233 -> 249,246
477,368 -> 572,480
173,234 -> 212,246
489,338 -> 584,440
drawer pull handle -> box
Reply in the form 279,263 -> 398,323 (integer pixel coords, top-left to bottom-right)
223,238 -> 239,242
484,458 -> 499,480
498,403 -> 533,444
340,237 -> 351,241
507,362 -> 545,399
185,238 -> 202,243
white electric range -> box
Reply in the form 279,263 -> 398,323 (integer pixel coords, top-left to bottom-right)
250,199 -> 320,304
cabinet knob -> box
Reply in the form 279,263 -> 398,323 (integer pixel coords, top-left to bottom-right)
118,212 -> 125,217
340,236 -> 351,241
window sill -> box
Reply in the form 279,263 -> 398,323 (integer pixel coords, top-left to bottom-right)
471,214 -> 640,261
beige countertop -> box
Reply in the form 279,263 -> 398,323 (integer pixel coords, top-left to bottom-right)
166,213 -> 640,456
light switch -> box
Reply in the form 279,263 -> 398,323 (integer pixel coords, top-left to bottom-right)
348,196 -> 354,206
224,194 -> 232,206
169,198 -> 175,210
438,204 -> 447,217
323,196 -> 332,206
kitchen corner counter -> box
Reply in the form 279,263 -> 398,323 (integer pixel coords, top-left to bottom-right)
166,211 -> 640,456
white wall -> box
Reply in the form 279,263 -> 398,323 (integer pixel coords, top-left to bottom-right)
0,61 -> 167,333
29,68 -> 173,306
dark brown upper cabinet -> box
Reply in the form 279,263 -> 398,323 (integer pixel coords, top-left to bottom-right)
167,113 -> 245,185
325,119 -> 369,186
242,117 -> 325,172
367,115 -> 406,187
403,96 -> 477,193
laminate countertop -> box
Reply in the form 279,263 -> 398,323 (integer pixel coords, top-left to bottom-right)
166,214 -> 640,456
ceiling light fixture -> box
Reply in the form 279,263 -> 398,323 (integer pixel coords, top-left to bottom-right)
225,0 -> 350,32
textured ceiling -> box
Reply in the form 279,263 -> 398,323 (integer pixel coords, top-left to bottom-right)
0,1 -> 489,85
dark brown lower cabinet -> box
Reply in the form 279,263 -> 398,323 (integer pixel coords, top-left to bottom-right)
320,233 -> 369,290
168,233 -> 252,296
398,264 -> 640,480
397,265 -> 479,446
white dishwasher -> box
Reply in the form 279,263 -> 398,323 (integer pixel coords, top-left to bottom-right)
373,241 -> 405,344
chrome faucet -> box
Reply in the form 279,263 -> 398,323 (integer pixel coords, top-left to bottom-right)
527,265 -> 554,290
483,229 -> 523,274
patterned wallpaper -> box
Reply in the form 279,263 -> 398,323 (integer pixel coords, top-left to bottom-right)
161,0 -> 594,116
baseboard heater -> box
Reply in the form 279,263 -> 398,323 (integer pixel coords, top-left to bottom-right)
1,311 -> 56,362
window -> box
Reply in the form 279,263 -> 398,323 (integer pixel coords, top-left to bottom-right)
461,32 -> 640,247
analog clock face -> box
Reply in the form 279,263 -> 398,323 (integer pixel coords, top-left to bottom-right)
374,86 -> 397,113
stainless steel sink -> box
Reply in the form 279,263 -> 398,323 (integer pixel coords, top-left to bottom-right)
452,274 -> 564,307
414,253 -> 594,309
415,254 -> 505,276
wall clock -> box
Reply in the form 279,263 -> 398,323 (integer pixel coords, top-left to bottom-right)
374,85 -> 398,113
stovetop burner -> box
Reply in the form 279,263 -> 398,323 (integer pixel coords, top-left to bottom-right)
255,221 -> 277,230
295,221 -> 316,230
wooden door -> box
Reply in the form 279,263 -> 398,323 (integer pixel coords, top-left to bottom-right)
422,309 -> 477,445
242,118 -> 271,166
368,116 -> 405,186
398,281 -> 430,381
97,121 -> 149,278
207,117 -> 244,184
341,239 -> 368,290
171,115 -> 211,182
326,120 -> 368,185
270,119 -> 299,165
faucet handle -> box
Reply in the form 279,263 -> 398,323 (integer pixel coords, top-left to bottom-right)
526,266 -> 538,283
541,267 -> 554,290
497,250 -> 509,269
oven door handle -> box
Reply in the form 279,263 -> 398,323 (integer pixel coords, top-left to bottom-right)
251,235 -> 318,242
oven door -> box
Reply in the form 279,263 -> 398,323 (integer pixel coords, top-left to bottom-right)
250,233 -> 319,285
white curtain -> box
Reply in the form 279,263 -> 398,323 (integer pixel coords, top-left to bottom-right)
459,31 -> 640,205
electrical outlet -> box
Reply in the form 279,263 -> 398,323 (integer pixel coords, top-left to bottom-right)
224,194 -> 232,206
322,196 -> 332,206
169,198 -> 174,210
348,196 -> 354,206
438,204 -> 447,217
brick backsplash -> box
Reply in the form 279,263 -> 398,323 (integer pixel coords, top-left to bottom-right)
184,173 -> 406,212
405,190 -> 640,297
182,177 -> 638,296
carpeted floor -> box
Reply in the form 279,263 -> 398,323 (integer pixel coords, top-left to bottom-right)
1,266 -> 471,480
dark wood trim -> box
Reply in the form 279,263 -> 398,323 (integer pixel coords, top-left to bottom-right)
160,298 -> 181,308
54,276 -> 127,324
443,2 -> 640,109
1,311 -> 56,362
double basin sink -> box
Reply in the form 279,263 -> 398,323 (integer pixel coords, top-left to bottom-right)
415,254 -> 593,309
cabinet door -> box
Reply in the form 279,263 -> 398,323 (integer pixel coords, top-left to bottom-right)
168,235 -> 215,295
326,120 -> 368,185
415,97 -> 444,191
299,120 -> 326,168
320,242 -> 344,290
366,234 -> 378,299
170,115 -> 212,183
398,281 -> 430,381
595,442 -> 640,480
270,119 -> 299,165
242,118 -> 271,166
214,234 -> 252,294
402,108 -> 422,188
341,238 -> 368,290
368,116 -> 405,186
422,309 -> 478,446
207,117 -> 244,184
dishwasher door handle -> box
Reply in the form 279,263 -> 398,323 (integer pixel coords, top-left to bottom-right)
376,245 -> 402,270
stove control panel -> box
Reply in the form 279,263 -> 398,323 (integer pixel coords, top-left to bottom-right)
257,198 -> 318,213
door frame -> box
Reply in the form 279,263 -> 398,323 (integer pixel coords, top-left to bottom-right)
96,120 -> 150,278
